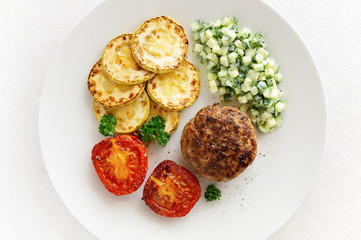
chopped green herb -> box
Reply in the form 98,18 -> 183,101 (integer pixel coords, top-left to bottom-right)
205,184 -> 221,202
98,114 -> 117,137
138,116 -> 170,147
223,93 -> 232,102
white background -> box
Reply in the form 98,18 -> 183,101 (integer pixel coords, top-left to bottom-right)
1,0 -> 360,239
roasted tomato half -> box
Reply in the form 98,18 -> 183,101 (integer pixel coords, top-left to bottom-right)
143,160 -> 201,217
91,135 -> 148,196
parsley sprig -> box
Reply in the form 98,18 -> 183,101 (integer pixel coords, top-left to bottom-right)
205,184 -> 221,202
139,116 -> 170,147
99,114 -> 117,137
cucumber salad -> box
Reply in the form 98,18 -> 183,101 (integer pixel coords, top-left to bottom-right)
191,16 -> 286,133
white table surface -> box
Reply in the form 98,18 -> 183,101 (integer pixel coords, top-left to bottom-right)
1,0 -> 360,239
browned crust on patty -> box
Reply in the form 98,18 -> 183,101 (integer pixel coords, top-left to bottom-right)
181,104 -> 257,181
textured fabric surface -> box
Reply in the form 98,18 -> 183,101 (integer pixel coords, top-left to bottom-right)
1,0 -> 360,239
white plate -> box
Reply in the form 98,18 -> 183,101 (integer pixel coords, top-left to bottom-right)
39,0 -> 326,239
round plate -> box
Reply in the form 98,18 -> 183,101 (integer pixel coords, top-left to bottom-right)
39,0 -> 326,239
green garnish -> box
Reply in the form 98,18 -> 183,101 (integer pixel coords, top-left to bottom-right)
205,184 -> 221,202
138,116 -> 170,147
99,114 -> 117,137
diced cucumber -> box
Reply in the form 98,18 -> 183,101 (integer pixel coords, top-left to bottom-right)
192,31 -> 200,41
243,39 -> 250,49
275,72 -> 282,83
246,70 -> 259,81
191,20 -> 204,32
256,81 -> 267,93
220,26 -> 229,35
228,44 -> 236,53
198,51 -> 207,61
222,35 -> 231,46
219,87 -> 228,95
220,56 -> 229,67
212,44 -> 220,53
263,88 -> 271,98
227,52 -> 238,63
229,63 -> 238,70
205,29 -> 213,39
266,78 -> 274,87
241,77 -> 252,92
258,47 -> 269,58
192,17 -> 286,134
234,86 -> 242,95
239,104 -> 250,113
251,107 -> 259,117
211,19 -> 222,28
217,69 -> 228,78
246,92 -> 253,101
204,46 -> 211,53
275,115 -> 283,126
265,118 -> 276,129
227,30 -> 237,41
275,101 -> 286,112
235,48 -> 244,56
270,88 -> 279,99
209,80 -> 218,93
240,28 -> 251,39
206,38 -> 217,48
206,61 -> 217,70
257,124 -> 271,134
252,63 -> 264,71
245,48 -> 256,57
252,95 -> 263,108
239,66 -> 248,73
234,39 -> 244,49
265,61 -> 280,73
229,69 -> 239,79
221,16 -> 238,27
242,56 -> 252,66
250,86 -> 259,95
200,32 -> 208,44
238,95 -> 248,104
193,43 -> 204,53
221,17 -> 231,26
265,68 -> 274,78
225,79 -> 234,87
207,71 -> 217,81
206,52 -> 219,63
264,98 -> 274,108
237,76 -> 245,84
219,46 -> 228,55
254,53 -> 263,63
260,111 -> 273,123
258,72 -> 266,81
251,32 -> 265,48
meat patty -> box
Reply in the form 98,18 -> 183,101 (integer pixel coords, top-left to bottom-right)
181,104 -> 257,182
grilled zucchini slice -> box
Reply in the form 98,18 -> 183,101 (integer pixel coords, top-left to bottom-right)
93,91 -> 150,134
147,60 -> 200,110
131,16 -> 189,73
88,60 -> 145,108
102,33 -> 155,85
147,99 -> 181,134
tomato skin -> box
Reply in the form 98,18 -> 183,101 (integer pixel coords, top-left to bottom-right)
143,160 -> 201,217
91,135 -> 148,196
